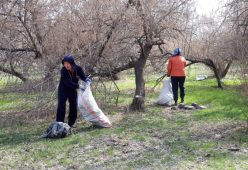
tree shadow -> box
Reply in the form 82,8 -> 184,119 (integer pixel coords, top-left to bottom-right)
0,122 -> 109,147
72,124 -> 109,134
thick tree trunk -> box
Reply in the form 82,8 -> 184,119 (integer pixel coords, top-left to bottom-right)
130,44 -> 152,111
187,59 -> 223,88
134,59 -> 146,97
112,73 -> 120,80
221,61 -> 232,78
131,95 -> 145,111
209,60 -> 223,88
213,66 -> 223,88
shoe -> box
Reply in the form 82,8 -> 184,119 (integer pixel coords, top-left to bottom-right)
180,98 -> 184,103
70,125 -> 77,128
174,101 -> 178,106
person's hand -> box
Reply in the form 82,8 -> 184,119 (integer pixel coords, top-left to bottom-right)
80,85 -> 85,91
167,74 -> 170,77
86,78 -> 91,83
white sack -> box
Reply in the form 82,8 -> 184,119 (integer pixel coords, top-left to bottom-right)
196,75 -> 208,81
154,77 -> 173,106
78,83 -> 112,128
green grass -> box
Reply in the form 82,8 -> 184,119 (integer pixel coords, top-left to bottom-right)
0,94 -> 30,111
0,64 -> 248,169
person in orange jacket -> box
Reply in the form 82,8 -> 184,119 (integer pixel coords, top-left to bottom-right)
167,48 -> 186,105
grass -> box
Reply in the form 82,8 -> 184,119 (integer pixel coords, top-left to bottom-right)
0,64 -> 248,169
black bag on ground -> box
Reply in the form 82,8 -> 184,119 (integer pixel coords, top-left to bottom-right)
43,122 -> 72,138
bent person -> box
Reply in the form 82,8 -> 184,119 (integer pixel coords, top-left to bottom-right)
56,55 -> 91,128
167,48 -> 186,105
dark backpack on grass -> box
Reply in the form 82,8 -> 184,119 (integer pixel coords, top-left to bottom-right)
43,122 -> 72,138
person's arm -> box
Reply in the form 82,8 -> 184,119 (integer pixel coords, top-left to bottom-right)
77,67 -> 87,82
61,68 -> 79,90
167,59 -> 172,76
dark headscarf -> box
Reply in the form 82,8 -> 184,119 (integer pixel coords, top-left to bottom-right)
62,55 -> 77,69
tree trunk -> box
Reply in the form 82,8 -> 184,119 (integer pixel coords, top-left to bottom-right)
187,59 -> 224,88
221,61 -> 232,78
130,44 -> 152,111
211,62 -> 223,88
112,73 -> 120,80
131,95 -> 144,111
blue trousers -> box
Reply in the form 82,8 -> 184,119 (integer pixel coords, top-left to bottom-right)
56,89 -> 77,127
171,76 -> 185,102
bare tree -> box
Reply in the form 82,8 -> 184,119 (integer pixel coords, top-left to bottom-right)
224,0 -> 248,130
0,0 -> 206,118
183,8 -> 238,89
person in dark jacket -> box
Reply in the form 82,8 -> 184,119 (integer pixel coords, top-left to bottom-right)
167,48 -> 186,105
56,55 -> 91,128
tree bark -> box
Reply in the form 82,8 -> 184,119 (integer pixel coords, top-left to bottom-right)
186,58 -> 223,88
221,61 -> 232,78
212,64 -> 223,88
131,95 -> 144,111
204,59 -> 223,88
130,43 -> 152,111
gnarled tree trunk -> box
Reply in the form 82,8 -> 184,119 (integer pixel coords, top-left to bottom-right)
187,58 -> 223,88
212,63 -> 223,88
221,61 -> 232,78
130,43 -> 152,111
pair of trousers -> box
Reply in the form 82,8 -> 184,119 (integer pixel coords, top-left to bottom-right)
171,76 -> 186,102
56,89 -> 77,127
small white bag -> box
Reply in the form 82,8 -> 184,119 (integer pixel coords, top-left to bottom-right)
154,77 -> 173,106
78,83 -> 112,128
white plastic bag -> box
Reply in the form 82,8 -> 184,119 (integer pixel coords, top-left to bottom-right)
195,75 -> 208,81
154,77 -> 173,106
78,82 -> 112,128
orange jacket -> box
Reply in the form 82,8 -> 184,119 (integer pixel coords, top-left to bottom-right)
167,55 -> 186,76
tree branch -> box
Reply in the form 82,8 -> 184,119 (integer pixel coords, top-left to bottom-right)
0,48 -> 36,52
0,64 -> 27,82
92,59 -> 135,77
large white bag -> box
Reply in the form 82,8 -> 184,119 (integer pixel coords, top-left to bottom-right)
78,83 -> 112,128
154,77 -> 173,106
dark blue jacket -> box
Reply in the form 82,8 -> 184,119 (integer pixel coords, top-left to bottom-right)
59,55 -> 87,93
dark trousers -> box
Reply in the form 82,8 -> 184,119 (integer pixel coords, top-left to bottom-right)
171,76 -> 186,102
56,89 -> 77,126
